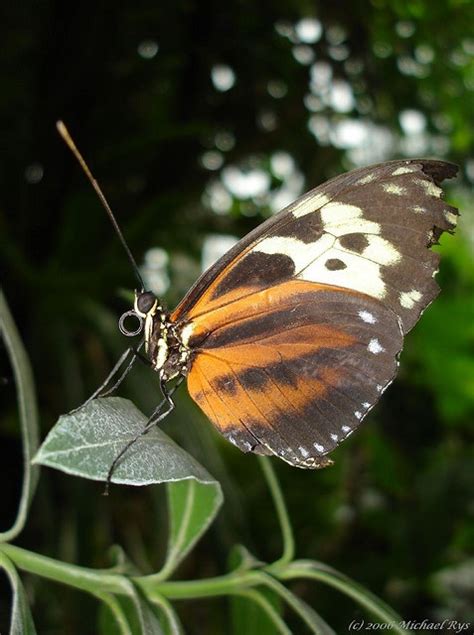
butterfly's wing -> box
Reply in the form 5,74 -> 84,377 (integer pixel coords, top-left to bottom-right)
172,159 -> 458,467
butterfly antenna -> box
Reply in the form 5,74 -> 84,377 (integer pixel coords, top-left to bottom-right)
56,121 -> 145,291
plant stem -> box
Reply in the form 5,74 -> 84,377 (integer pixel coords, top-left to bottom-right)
138,571 -> 259,600
0,543 -> 260,601
0,290 -> 40,542
0,543 -> 125,595
257,456 -> 295,570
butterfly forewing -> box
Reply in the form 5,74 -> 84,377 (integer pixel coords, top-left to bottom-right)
172,159 -> 458,467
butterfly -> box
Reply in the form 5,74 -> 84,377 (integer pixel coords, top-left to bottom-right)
128,158 -> 458,469
56,126 -> 459,472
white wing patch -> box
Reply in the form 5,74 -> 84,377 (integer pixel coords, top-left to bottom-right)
399,289 -> 422,308
356,172 -> 377,185
253,200 -> 404,301
300,249 -> 387,299
253,234 -> 335,270
350,235 -> 401,266
382,183 -> 406,196
320,203 -> 381,236
253,233 -> 389,299
416,179 -> 443,198
292,192 -> 330,218
444,210 -> 457,225
368,338 -> 385,354
392,165 -> 417,176
359,310 -> 376,324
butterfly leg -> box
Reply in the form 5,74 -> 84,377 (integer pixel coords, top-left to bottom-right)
103,375 -> 185,494
69,341 -> 149,414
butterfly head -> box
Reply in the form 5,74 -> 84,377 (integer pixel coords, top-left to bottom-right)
119,290 -> 162,350
134,290 -> 159,318
119,290 -> 190,381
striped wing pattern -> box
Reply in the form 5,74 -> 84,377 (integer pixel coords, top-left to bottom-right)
186,281 -> 402,466
173,159 -> 458,467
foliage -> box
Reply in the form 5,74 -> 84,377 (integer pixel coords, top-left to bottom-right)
0,292 -> 410,633
0,0 -> 473,632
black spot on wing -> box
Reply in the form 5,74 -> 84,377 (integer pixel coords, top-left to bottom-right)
211,251 -> 295,300
173,160 -> 457,323
325,258 -> 347,271
338,233 -> 370,253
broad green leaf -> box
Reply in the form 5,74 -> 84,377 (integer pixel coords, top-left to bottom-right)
279,560 -> 407,634
0,290 -> 40,542
0,551 -> 37,635
155,479 -> 223,580
33,397 -> 221,489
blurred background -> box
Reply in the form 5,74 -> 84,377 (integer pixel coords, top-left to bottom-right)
1,0 -> 473,632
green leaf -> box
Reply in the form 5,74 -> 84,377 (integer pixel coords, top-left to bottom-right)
150,595 -> 184,635
109,580 -> 165,635
33,397 -> 221,488
0,290 -> 40,542
230,586 -> 289,635
0,551 -> 37,635
98,593 -> 135,635
279,560 -> 408,634
254,572 -> 335,635
155,479 -> 223,580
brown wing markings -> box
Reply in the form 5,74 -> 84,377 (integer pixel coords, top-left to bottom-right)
265,351 -> 365,435
171,243 -> 257,321
193,366 -> 226,427
174,278 -> 295,324
256,340 -> 366,444
256,366 -> 348,455
283,362 -> 364,436
192,359 -> 263,449
199,327 -> 392,382
260,364 -> 338,449
220,360 -> 299,458
199,346 -> 360,430
193,304 -> 387,349
275,360 -> 357,423
313,346 -> 395,387
198,329 -> 355,369
172,160 -> 457,322
192,362 -> 233,429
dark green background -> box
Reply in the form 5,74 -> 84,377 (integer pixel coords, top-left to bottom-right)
1,0 -> 473,632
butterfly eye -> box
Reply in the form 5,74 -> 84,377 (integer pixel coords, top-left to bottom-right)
136,291 -> 157,314
119,310 -> 144,337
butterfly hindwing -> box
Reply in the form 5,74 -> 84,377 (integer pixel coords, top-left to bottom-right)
172,159 -> 458,467
186,281 -> 403,466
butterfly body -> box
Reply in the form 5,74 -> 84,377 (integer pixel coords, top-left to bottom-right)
133,159 -> 458,469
